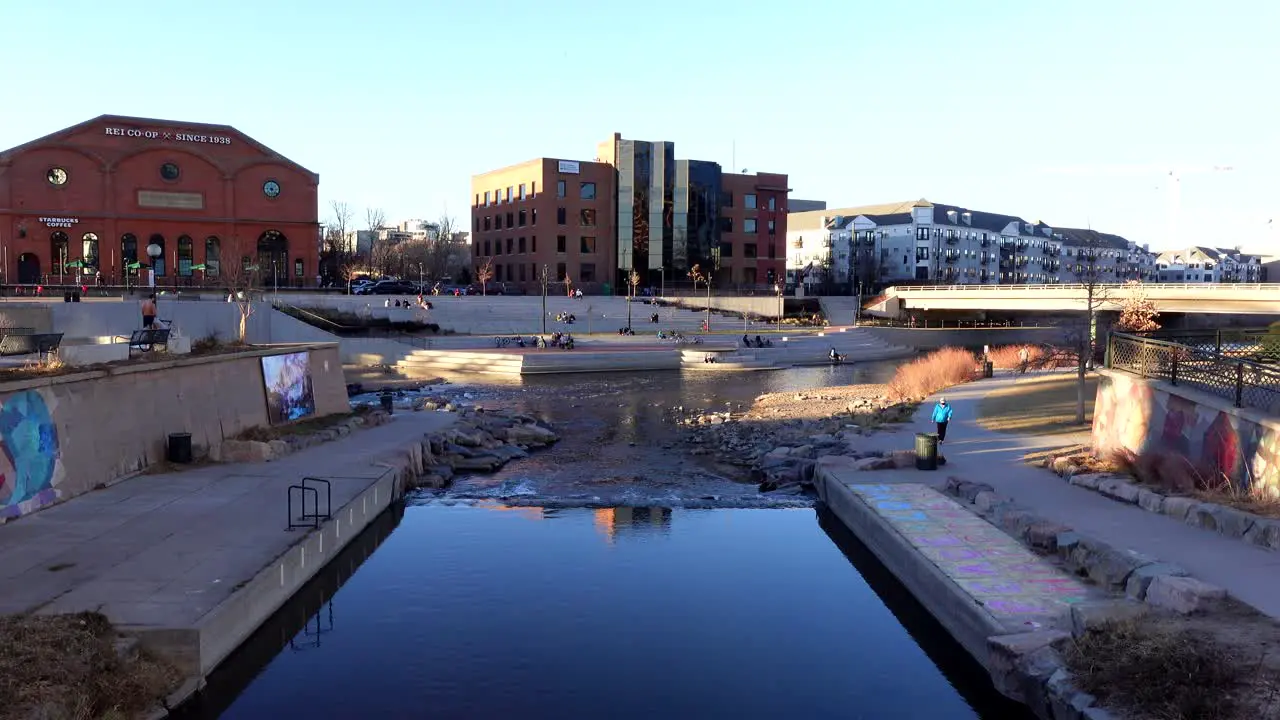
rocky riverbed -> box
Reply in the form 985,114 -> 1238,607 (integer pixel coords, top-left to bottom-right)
671,384 -> 922,493
348,361 -> 916,507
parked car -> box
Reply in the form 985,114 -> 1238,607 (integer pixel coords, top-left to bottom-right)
493,282 -> 526,296
350,279 -> 377,295
371,280 -> 418,295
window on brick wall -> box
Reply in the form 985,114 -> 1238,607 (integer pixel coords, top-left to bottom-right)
581,236 -> 596,253
744,244 -> 757,259
557,207 -> 566,225
580,182 -> 596,200
531,208 -> 538,225
506,238 -> 513,254
580,208 -> 596,227
557,180 -> 566,197
557,235 -> 566,253
519,210 -> 526,227
744,219 -> 757,234
745,193 -> 757,209
518,237 -> 526,253
506,212 -> 514,227
580,263 -> 596,282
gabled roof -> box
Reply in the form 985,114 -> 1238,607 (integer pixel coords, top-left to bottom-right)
930,203 -> 1030,234
0,114 -> 318,179
1053,227 -> 1130,250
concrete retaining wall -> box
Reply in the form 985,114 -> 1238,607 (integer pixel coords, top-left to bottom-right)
0,344 -> 349,522
659,295 -> 781,317
14,301 -> 339,345
1092,368 -> 1280,495
859,326 -> 1068,350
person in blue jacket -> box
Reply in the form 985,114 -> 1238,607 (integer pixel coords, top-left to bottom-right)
931,398 -> 953,442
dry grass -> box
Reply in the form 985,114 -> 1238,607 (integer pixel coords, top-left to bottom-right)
986,343 -> 1079,371
0,612 -> 182,720
1111,447 -> 1280,519
887,347 -> 978,401
1065,612 -> 1280,720
978,373 -> 1097,436
237,407 -> 372,442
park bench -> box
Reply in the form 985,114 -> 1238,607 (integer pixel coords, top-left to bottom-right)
121,328 -> 171,356
0,331 -> 64,361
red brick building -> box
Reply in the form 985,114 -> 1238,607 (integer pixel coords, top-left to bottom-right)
471,134 -> 789,294
0,115 -> 319,287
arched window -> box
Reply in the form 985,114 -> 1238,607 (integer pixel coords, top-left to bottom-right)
81,233 -> 99,272
50,232 -> 69,278
205,236 -> 221,278
177,235 -> 194,277
148,234 -> 166,276
256,230 -> 288,281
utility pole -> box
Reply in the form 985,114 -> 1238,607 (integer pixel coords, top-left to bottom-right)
707,247 -> 721,331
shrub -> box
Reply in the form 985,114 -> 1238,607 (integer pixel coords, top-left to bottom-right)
987,344 -> 1078,371
887,347 -> 978,401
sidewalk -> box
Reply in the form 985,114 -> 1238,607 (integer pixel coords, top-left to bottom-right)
837,370 -> 1280,621
0,411 -> 456,625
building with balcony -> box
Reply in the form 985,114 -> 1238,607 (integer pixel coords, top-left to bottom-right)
785,199 -> 1157,291
1154,246 -> 1266,283
470,134 -> 789,293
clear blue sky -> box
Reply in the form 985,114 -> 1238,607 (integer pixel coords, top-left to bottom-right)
4,0 -> 1276,253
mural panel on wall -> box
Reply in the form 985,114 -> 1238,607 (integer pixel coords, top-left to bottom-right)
262,352 -> 316,425
1093,372 -> 1280,494
0,390 -> 63,520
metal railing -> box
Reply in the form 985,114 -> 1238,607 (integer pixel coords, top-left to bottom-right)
1106,332 -> 1280,413
1135,328 -> 1280,362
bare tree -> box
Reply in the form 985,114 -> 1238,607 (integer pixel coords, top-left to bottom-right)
626,269 -> 641,328
562,272 -> 574,298
688,262 -> 714,329
365,207 -> 386,234
476,258 -> 494,296
327,201 -> 353,254
219,236 -> 259,343
1066,231 -> 1113,424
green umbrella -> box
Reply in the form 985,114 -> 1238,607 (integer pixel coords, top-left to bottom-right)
190,264 -> 207,271
66,260 -> 86,268
126,262 -> 143,270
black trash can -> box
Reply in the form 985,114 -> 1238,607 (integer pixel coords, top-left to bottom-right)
915,432 -> 939,471
167,432 -> 193,464
983,360 -> 994,379
379,390 -> 394,414
71,291 -> 81,303
63,291 -> 73,303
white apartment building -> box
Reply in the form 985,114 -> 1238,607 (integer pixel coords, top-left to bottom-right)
1155,247 -> 1266,283
786,199 -> 1158,290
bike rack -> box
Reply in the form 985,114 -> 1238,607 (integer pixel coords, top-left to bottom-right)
286,477 -> 332,530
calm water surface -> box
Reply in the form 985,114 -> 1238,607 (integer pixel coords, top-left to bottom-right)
187,503 -> 1030,720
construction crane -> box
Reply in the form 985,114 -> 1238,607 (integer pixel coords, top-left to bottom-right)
1042,164 -> 1234,246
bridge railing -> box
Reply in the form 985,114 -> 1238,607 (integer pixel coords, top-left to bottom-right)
1106,332 -> 1280,414
885,282 -> 1280,294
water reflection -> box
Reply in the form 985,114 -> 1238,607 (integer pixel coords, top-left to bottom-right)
195,504 -> 1029,719
170,504 -> 405,720
592,506 -> 673,543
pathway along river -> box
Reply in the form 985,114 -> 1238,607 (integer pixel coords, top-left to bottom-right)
174,364 -> 1033,719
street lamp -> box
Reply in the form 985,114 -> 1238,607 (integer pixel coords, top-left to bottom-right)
539,264 -> 549,335
146,243 -> 162,288
775,282 -> 783,331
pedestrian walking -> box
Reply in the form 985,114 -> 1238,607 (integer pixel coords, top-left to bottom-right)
140,293 -> 157,328
932,397 -> 953,443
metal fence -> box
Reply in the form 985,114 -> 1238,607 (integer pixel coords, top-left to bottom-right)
1106,332 -> 1280,413
1135,328 -> 1280,362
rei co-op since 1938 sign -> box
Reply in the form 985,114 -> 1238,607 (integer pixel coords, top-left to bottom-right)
103,127 -> 233,145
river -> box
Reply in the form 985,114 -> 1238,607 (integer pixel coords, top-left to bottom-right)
174,365 -> 1032,719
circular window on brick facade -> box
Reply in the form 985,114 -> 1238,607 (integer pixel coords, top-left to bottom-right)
160,162 -> 180,181
47,167 -> 68,186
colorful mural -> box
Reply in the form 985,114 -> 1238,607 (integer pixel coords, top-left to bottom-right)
1092,371 -> 1280,494
0,390 -> 62,520
262,352 -> 316,425
849,484 -> 1091,624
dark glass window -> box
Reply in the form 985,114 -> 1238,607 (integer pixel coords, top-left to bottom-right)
557,180 -> 566,197
518,237 -> 526,253
160,162 -> 180,181
580,182 -> 596,200
580,209 -> 596,227
744,194 -> 757,209
557,235 -> 567,253
581,236 -> 596,254
518,210 -> 527,227
744,219 -> 758,234
744,243 -> 757,259
557,207 -> 566,224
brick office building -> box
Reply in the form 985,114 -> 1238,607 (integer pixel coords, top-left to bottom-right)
0,114 -> 319,287
470,133 -> 789,293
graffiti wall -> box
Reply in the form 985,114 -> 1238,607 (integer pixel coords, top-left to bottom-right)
1093,369 -> 1280,494
0,390 -> 63,520
0,345 -> 347,524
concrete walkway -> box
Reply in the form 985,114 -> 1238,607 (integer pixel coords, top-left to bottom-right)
0,411 -> 455,627
829,370 -> 1280,621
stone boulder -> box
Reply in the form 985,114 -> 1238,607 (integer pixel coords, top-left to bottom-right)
1145,575 -> 1227,615
505,423 -> 558,446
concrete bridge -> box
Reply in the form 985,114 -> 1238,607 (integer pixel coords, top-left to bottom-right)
866,283 -> 1280,317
